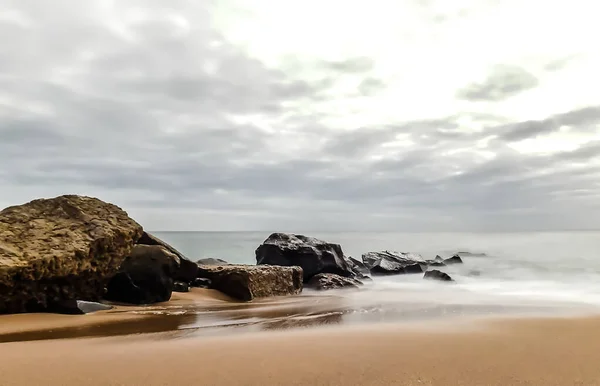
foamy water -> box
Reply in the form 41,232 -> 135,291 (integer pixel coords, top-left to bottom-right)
155,231 -> 600,319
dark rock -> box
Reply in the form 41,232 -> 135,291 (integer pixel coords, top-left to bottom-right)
457,251 -> 487,257
444,255 -> 464,265
345,256 -> 371,280
137,232 -> 198,283
426,260 -> 446,267
435,255 -> 444,262
424,270 -> 454,282
197,264 -> 303,301
255,233 -> 353,281
191,277 -> 212,288
0,195 -> 143,314
50,300 -> 114,315
104,244 -> 179,304
197,257 -> 230,266
362,251 -> 426,275
307,273 -> 362,291
173,281 -> 190,293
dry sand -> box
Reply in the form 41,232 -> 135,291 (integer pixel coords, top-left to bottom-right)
2,312 -> 600,386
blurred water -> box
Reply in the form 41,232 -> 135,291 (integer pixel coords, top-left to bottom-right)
154,231 -> 600,312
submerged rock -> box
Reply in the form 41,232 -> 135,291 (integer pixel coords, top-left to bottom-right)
362,251 -> 425,275
307,273 -> 362,291
0,195 -> 142,314
105,244 -> 179,304
51,300 -> 114,315
255,233 -> 353,281
137,232 -> 198,283
197,264 -> 303,301
424,270 -> 454,282
443,255 -> 464,265
197,257 -> 230,266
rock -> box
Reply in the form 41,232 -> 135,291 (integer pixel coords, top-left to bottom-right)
435,255 -> 444,262
51,300 -> 114,315
191,277 -> 212,288
197,257 -> 230,266
345,256 -> 371,279
444,255 -> 464,265
137,232 -> 198,283
173,281 -> 190,293
197,264 -> 303,301
362,251 -> 425,275
457,251 -> 487,257
424,270 -> 454,282
426,260 -> 446,267
307,273 -> 362,291
255,233 -> 353,281
0,195 -> 143,314
104,245 -> 179,304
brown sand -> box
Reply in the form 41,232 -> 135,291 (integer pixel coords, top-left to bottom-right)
2,315 -> 600,386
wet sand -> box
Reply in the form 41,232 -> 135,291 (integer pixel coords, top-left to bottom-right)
2,289 -> 600,385
2,315 -> 600,385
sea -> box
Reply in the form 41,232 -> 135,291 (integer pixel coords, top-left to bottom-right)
146,231 -> 600,325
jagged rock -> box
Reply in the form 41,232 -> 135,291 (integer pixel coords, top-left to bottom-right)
137,232 -> 198,283
255,233 -> 353,281
173,281 -> 190,293
51,300 -> 113,315
197,257 -> 230,266
197,264 -> 303,301
345,256 -> 371,279
191,277 -> 212,288
104,245 -> 179,304
424,270 -> 454,282
307,273 -> 362,291
362,251 -> 425,275
444,255 -> 464,265
0,195 -> 143,314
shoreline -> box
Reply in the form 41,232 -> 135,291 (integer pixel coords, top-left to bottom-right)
3,314 -> 600,385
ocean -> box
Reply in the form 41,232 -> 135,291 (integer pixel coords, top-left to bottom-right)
150,231 -> 600,324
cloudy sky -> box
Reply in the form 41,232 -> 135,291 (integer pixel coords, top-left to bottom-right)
1,0 -> 599,231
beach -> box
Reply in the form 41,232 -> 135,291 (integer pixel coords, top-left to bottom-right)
2,289 -> 600,386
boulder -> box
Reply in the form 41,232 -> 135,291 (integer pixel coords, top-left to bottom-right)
104,245 -> 179,304
362,251 -> 425,275
137,232 -> 198,283
424,270 -> 454,282
197,257 -> 230,266
307,273 -> 362,291
0,195 -> 142,314
345,256 -> 371,279
196,264 -> 303,301
51,300 -> 113,315
255,233 -> 353,281
173,281 -> 190,293
444,255 -> 464,265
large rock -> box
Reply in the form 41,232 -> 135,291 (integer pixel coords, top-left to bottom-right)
104,244 -> 179,304
362,251 -> 425,275
196,264 -> 303,301
196,257 -> 230,266
255,233 -> 353,281
137,232 -> 198,283
444,255 -> 464,265
424,270 -> 454,282
0,195 -> 142,314
345,256 -> 371,280
307,273 -> 362,291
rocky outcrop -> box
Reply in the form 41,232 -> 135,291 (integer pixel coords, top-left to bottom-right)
255,233 -> 353,281
0,195 -> 143,314
137,232 -> 198,283
104,245 -> 179,304
197,257 -> 230,266
196,264 -> 303,301
362,251 -> 425,275
424,270 -> 454,282
444,255 -> 464,265
307,273 -> 362,291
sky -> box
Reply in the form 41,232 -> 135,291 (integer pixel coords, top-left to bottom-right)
1,0 -> 599,231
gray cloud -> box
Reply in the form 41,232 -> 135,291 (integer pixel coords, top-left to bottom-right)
457,65 -> 539,102
0,0 -> 599,231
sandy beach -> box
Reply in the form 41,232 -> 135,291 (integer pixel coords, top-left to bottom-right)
1,289 -> 600,386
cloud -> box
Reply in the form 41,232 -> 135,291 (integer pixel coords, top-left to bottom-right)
457,65 -> 539,102
1,0 -> 599,231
